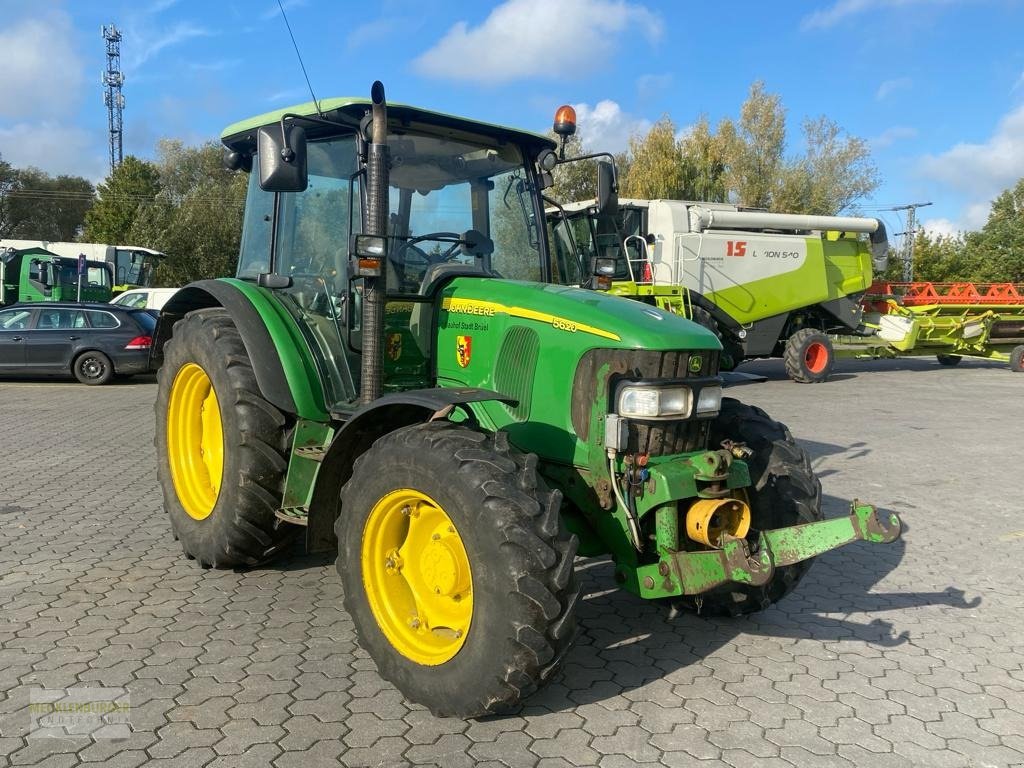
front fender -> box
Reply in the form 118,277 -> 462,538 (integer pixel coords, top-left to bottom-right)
306,387 -> 515,552
154,278 -> 329,420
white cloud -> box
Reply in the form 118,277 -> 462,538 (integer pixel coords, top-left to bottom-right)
126,23 -> 213,71
574,100 -> 651,153
0,122 -> 107,181
0,12 -> 84,121
870,125 -> 918,149
261,0 -> 307,21
918,104 -> 1024,231
801,0 -> 956,30
414,0 -> 661,84
921,217 -> 959,237
876,77 -> 912,101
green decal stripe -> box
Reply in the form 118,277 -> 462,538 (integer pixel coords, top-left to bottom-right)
220,278 -> 330,421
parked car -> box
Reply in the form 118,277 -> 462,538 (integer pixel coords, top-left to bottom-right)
110,287 -> 179,311
0,302 -> 156,384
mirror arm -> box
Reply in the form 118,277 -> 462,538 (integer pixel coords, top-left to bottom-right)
276,112 -> 340,159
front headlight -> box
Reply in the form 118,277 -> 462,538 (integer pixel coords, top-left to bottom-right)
695,385 -> 722,416
617,385 -> 692,419
615,382 -> 723,420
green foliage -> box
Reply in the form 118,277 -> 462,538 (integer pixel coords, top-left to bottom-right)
83,156 -> 161,243
556,80 -> 880,217
0,153 -> 95,240
130,141 -> 246,286
971,178 -> 1024,282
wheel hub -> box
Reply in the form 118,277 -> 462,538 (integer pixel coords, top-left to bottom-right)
361,489 -> 473,665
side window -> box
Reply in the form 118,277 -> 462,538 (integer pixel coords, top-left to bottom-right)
275,136 -> 358,297
238,160 -> 276,278
0,309 -> 32,330
28,261 -> 41,282
86,311 -> 120,329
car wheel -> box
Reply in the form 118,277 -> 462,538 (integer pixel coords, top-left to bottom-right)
73,351 -> 114,385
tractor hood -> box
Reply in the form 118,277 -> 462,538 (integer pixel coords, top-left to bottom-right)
437,277 -> 721,353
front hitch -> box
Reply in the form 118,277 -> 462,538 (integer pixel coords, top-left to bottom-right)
633,503 -> 902,599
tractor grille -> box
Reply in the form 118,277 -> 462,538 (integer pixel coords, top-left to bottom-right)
571,349 -> 718,456
494,326 -> 540,422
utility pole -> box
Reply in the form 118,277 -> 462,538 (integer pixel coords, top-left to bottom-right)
886,202 -> 932,282
102,25 -> 125,174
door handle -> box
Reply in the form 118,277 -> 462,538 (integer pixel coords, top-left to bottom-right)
11,336 -> 23,341
68,336 -> 80,340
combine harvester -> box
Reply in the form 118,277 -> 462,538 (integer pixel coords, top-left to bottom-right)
549,198 -> 1024,379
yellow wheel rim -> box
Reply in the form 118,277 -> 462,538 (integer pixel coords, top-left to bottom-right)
361,489 -> 473,665
166,363 -> 224,521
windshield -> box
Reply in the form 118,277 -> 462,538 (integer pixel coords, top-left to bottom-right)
114,249 -> 157,287
384,133 -> 543,294
56,262 -> 111,288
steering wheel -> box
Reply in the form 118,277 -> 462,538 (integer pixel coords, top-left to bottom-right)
392,232 -> 464,267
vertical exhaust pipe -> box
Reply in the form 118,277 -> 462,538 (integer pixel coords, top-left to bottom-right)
361,80 -> 389,405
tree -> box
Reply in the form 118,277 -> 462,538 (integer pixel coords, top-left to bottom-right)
4,169 -> 94,240
971,178 -> 1024,282
678,117 -> 730,203
83,156 -> 161,243
774,117 -> 878,215
0,154 -> 16,237
130,141 -> 246,285
723,81 -> 786,210
621,117 -> 686,200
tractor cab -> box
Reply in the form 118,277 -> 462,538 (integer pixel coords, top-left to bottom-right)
221,97 -> 561,407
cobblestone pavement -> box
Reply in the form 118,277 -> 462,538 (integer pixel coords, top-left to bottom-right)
1,357 -> 1022,768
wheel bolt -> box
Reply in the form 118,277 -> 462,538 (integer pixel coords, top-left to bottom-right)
409,618 -> 420,629
431,533 -> 441,541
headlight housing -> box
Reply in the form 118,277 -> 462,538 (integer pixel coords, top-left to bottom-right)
615,382 -> 722,420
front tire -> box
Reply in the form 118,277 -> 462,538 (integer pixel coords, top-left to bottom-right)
784,328 -> 834,383
155,308 -> 295,568
337,422 -> 580,717
674,398 -> 823,617
690,306 -> 743,371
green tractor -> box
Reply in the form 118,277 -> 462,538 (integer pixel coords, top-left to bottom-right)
153,83 -> 901,717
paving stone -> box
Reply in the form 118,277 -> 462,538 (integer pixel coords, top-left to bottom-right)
3,364 -> 1024,768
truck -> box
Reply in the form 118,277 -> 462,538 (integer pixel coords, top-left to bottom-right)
153,83 -> 901,718
0,239 -> 165,294
547,197 -> 889,381
0,246 -> 114,305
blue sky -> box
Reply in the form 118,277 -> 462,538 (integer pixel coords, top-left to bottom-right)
2,0 -> 1023,241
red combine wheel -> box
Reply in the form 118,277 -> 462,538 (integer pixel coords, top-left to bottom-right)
784,329 -> 835,383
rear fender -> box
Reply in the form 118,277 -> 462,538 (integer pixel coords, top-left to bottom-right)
153,278 -> 328,420
306,388 -> 516,553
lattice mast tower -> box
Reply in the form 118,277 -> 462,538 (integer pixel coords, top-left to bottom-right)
102,24 -> 125,173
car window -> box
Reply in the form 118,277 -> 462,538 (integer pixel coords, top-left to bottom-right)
0,309 -> 32,330
36,309 -> 86,330
115,293 -> 148,308
129,310 -> 157,332
86,311 -> 120,329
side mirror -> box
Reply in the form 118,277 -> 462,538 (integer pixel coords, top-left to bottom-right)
597,160 -> 618,217
257,124 -> 308,192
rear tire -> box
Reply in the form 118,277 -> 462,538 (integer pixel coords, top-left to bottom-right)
73,351 -> 114,385
155,308 -> 295,568
673,398 -> 823,617
1010,345 -> 1024,373
337,422 -> 580,717
937,354 -> 962,366
784,328 -> 834,383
